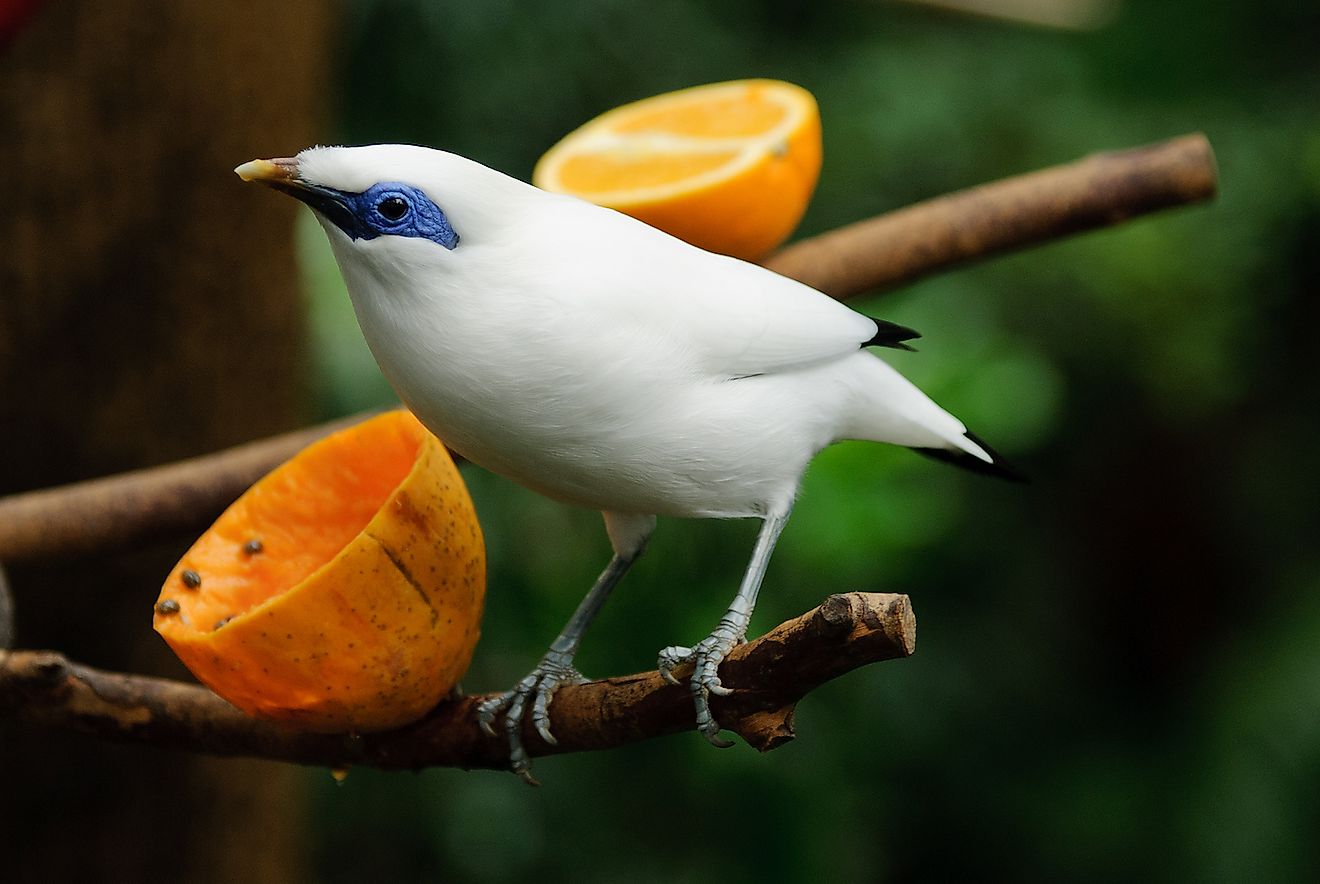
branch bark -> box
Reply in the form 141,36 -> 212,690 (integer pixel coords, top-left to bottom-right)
763,132 -> 1217,298
0,133 -> 1217,567
0,412 -> 373,565
0,592 -> 914,769
0,562 -> 12,651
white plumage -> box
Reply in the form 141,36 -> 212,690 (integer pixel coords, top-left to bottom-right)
240,144 -> 1008,782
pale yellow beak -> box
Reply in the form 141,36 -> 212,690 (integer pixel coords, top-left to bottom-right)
234,157 -> 300,183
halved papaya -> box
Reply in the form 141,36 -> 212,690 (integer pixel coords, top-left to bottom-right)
153,409 -> 484,732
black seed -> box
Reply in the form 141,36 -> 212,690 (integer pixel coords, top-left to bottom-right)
214,615 -> 235,631
181,569 -> 202,589
243,538 -> 264,556
155,599 -> 180,615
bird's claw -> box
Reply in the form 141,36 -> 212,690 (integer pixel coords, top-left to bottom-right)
476,650 -> 586,785
657,628 -> 743,748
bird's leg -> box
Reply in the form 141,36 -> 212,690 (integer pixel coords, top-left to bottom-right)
477,512 -> 651,785
657,507 -> 791,748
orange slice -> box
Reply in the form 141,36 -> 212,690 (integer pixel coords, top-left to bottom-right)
533,79 -> 822,260
153,410 -> 484,733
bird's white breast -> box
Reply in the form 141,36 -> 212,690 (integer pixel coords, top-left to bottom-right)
326,216 -> 854,519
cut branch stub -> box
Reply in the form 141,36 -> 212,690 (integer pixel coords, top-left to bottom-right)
0,592 -> 915,771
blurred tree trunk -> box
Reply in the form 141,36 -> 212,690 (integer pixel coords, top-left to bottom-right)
0,3 -> 334,882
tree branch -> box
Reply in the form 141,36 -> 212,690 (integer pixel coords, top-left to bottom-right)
0,412 -> 374,565
0,134 -> 1216,568
0,592 -> 913,769
0,562 -> 12,651
763,133 -> 1217,298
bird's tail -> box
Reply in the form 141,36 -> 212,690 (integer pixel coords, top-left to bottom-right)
843,352 -> 1024,482
913,430 -> 1026,482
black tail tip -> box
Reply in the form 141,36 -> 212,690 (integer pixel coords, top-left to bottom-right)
864,319 -> 922,352
915,432 -> 1028,483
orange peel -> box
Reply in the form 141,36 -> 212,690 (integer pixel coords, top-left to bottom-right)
534,79 -> 822,260
153,409 -> 484,732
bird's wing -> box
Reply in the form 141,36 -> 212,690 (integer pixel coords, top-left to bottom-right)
659,250 -> 897,377
549,202 -> 893,378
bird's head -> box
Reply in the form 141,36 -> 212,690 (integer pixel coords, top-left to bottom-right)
236,144 -> 538,272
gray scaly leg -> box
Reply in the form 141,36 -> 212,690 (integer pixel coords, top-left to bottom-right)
478,512 -> 653,784
657,507 -> 792,747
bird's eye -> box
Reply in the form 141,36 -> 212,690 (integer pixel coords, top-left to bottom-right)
376,196 -> 409,223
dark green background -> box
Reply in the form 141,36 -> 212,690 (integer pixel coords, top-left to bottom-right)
294,1 -> 1320,880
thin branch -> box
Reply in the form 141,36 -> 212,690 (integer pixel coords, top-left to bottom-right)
0,134 -> 1217,566
0,592 -> 914,769
0,413 -> 374,565
0,562 -> 12,651
763,133 -> 1217,298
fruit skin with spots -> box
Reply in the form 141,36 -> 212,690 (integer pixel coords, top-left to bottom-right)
153,410 -> 485,732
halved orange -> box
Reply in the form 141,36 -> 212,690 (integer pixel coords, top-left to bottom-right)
153,410 -> 485,733
533,79 -> 822,260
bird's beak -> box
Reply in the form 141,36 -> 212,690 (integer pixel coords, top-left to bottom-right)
234,157 -> 301,185
235,156 -> 359,234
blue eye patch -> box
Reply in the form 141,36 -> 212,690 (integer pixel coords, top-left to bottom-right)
277,179 -> 459,250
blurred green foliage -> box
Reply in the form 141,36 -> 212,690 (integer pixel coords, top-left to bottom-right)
292,1 -> 1320,880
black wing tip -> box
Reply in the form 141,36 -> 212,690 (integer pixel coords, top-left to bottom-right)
915,431 -> 1029,484
864,320 -> 922,352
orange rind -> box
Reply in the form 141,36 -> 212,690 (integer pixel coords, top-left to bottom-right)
153,410 -> 484,732
534,79 -> 822,260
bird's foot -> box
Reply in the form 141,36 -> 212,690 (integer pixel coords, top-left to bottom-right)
477,649 -> 587,785
657,625 -> 745,749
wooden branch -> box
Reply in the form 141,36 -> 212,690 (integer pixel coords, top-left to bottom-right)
0,592 -> 914,769
763,133 -> 1217,298
0,134 -> 1217,567
0,562 -> 12,651
0,412 -> 374,565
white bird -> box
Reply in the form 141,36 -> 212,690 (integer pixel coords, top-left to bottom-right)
237,145 -> 1017,782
